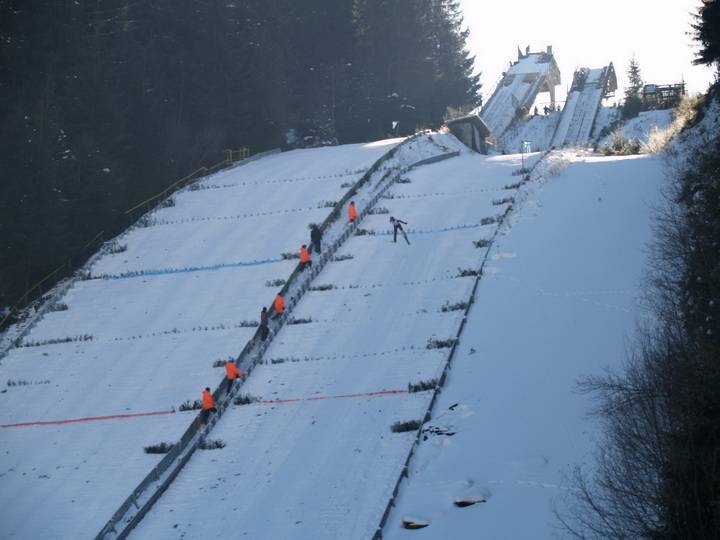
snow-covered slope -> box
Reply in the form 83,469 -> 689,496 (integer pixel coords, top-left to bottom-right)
590,105 -> 622,140
1,130 -> 668,539
597,109 -> 674,148
130,144 -> 541,539
499,112 -> 561,153
384,152 -> 664,538
0,139 -> 403,539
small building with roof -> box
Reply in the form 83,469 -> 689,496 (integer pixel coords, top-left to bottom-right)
444,114 -> 491,154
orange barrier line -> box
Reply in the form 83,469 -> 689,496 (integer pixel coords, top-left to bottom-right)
260,389 -> 408,405
1,410 -> 174,429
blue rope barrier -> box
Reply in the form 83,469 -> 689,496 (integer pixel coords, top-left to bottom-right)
373,223 -> 484,236
100,258 -> 285,280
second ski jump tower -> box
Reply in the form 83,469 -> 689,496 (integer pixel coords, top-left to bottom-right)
550,63 -> 617,148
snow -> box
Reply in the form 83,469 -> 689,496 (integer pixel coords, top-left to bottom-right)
0,124 -> 672,540
585,67 -> 604,84
384,151 -> 665,539
0,139 -> 402,540
551,90 -> 580,147
506,54 -> 552,76
598,109 -> 674,147
129,149 -> 538,539
591,105 -> 622,140
499,112 -> 560,152
552,88 -> 605,148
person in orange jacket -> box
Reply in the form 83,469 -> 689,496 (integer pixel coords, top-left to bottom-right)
348,201 -> 358,222
273,293 -> 285,319
225,360 -> 246,390
299,244 -> 311,271
201,387 -> 217,424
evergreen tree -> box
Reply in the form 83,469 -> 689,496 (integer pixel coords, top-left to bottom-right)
625,56 -> 644,98
351,0 -> 480,139
692,0 -> 720,72
623,56 -> 644,118
0,0 -> 482,314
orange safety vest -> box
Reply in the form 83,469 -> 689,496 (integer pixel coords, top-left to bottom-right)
202,389 -> 215,410
300,246 -> 310,263
348,202 -> 357,221
225,361 -> 243,380
274,294 -> 285,314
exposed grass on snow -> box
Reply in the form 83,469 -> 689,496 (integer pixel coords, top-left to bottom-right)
332,253 -> 354,262
268,357 -> 302,365
317,200 -> 338,208
199,438 -> 226,450
47,302 -> 69,312
456,268 -> 480,277
473,239 -> 491,249
108,243 -> 128,254
234,394 -> 260,406
492,196 -> 514,206
144,442 -> 173,454
600,130 -> 642,155
391,420 -> 423,433
178,400 -> 202,411
137,215 -> 158,228
309,284 -> 336,291
7,379 -> 50,387
426,337 -> 457,349
408,379 -> 438,393
20,334 -> 93,348
287,317 -> 313,325
440,300 -> 469,312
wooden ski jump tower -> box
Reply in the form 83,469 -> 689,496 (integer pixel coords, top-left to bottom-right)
480,45 -> 561,140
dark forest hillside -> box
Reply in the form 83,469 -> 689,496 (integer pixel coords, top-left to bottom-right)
0,0 -> 480,315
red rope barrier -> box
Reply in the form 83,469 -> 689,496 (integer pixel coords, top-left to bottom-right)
1,409 -> 174,429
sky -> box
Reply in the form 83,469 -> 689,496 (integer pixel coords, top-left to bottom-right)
459,0 -> 716,106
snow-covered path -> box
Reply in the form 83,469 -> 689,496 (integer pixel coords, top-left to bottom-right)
0,140 -> 400,540
130,149 -> 536,539
385,153 -> 664,538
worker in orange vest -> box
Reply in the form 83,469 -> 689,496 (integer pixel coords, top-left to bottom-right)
225,360 -> 246,390
273,293 -> 285,319
201,387 -> 216,424
348,201 -> 358,222
299,244 -> 311,271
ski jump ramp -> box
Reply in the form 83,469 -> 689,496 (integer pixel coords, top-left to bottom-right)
551,63 -> 617,148
480,46 -> 561,140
